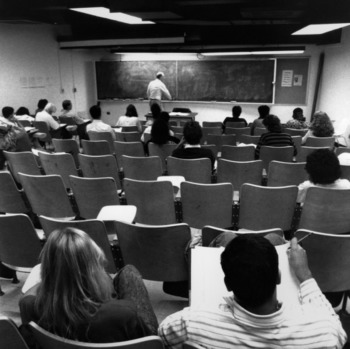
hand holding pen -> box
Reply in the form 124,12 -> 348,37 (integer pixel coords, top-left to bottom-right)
288,237 -> 313,283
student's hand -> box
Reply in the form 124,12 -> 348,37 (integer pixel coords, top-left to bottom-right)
288,237 -> 313,283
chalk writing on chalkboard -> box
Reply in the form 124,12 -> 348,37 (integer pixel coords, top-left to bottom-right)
96,60 -> 275,103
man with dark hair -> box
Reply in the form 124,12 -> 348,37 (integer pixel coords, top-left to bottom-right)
171,121 -> 215,169
298,149 -> 350,203
223,105 -> 248,130
86,105 -> 116,140
255,114 -> 297,159
251,104 -> 270,135
159,234 -> 346,348
0,106 -> 20,127
35,99 -> 48,116
147,71 -> 172,109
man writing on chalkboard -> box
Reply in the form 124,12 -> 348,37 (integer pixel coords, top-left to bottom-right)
147,72 -> 171,109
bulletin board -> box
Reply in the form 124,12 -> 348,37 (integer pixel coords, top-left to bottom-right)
274,58 -> 309,105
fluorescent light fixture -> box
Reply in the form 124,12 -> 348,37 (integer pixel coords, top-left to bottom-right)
251,50 -> 304,55
114,53 -> 197,61
60,37 -> 184,48
202,50 -> 304,56
70,7 -> 154,24
293,23 -> 350,35
202,52 -> 250,56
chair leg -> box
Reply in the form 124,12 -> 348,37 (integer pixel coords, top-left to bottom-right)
341,291 -> 349,315
12,273 -> 19,284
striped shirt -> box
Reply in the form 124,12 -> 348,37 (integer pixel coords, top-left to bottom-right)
158,279 -> 346,349
255,132 -> 297,159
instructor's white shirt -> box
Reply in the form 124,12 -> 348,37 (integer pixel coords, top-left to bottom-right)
147,78 -> 171,101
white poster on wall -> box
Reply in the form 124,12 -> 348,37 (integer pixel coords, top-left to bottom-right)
281,70 -> 293,87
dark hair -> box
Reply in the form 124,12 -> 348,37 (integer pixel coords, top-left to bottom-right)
258,105 -> 270,119
151,119 -> 170,145
150,103 -> 162,119
292,108 -> 303,120
89,105 -> 101,119
263,114 -> 282,133
125,104 -> 138,117
305,149 -> 341,185
183,121 -> 202,145
2,107 -> 14,119
16,107 -> 30,116
310,111 -> 334,137
160,111 -> 170,123
62,100 -> 72,111
221,234 -> 279,307
232,106 -> 242,118
37,99 -> 48,110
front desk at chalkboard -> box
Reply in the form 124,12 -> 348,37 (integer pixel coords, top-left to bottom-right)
145,112 -> 198,124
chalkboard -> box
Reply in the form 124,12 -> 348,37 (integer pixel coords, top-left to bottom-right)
96,60 -> 275,103
96,61 -> 177,100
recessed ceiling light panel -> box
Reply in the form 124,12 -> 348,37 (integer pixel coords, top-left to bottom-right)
70,7 -> 154,24
293,23 -> 350,35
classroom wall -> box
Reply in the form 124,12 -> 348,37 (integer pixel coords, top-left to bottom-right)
318,26 -> 350,141
0,23 -> 99,117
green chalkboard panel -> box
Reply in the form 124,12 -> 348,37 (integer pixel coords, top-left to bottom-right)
96,61 -> 176,100
177,60 -> 274,102
96,60 -> 275,103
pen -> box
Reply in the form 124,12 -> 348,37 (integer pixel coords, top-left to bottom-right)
296,233 -> 312,244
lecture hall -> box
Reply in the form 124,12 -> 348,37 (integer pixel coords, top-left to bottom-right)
1,1 -> 350,348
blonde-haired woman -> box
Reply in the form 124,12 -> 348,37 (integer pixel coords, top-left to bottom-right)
19,228 -> 157,343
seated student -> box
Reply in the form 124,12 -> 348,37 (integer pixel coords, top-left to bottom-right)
60,100 -> 90,141
116,104 -> 142,133
158,234 -> 347,348
142,110 -> 176,143
171,121 -> 215,170
286,107 -> 309,129
86,105 -> 116,141
255,114 -> 297,159
302,111 -> 334,144
14,107 -> 35,123
1,106 -> 43,151
35,99 -> 48,116
0,121 -> 17,169
251,104 -> 269,135
145,116 -> 180,154
297,148 -> 350,203
223,105 -> 248,130
19,228 -> 158,344
0,106 -> 24,128
141,104 -> 162,142
36,103 -> 74,139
